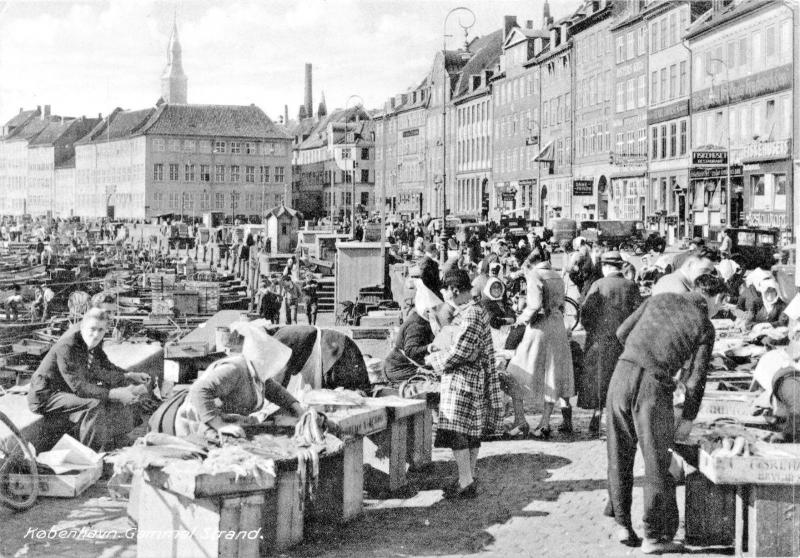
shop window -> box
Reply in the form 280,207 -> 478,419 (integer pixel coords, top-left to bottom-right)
774,174 -> 787,211
750,174 -> 766,210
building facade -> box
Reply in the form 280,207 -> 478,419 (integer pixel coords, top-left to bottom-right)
609,1 -> 649,222
491,16 -> 548,221
536,19 -> 574,223
572,1 -> 616,221
688,0 -> 794,239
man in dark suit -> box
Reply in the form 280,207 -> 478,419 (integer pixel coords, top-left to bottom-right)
580,251 -> 642,435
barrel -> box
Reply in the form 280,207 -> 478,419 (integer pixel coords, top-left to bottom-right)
215,327 -> 230,353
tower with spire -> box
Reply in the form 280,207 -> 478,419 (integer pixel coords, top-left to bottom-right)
161,18 -> 188,104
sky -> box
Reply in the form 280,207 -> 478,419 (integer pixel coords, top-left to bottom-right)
0,0 -> 582,124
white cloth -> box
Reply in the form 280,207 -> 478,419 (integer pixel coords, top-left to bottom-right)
229,319 -> 292,381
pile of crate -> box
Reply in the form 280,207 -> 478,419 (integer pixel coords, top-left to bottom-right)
184,271 -> 221,314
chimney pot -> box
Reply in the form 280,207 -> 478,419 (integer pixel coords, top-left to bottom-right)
526,20 -> 533,29
504,15 -> 518,38
44,105 -> 51,118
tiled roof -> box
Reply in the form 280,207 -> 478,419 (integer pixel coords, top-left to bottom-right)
685,0 -> 772,40
266,204 -> 302,219
453,29 -> 504,99
5,118 -> 49,141
297,107 -> 369,150
28,120 -> 73,146
4,109 -> 39,130
139,104 -> 289,140
76,108 -> 154,144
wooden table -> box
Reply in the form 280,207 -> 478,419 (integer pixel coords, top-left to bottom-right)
699,442 -> 800,556
364,396 -> 430,492
134,432 -> 346,557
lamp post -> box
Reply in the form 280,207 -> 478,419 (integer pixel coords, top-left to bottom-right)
441,7 -> 475,256
708,57 -> 732,230
343,95 -> 365,239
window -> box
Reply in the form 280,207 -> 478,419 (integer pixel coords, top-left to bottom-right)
361,169 -> 369,183
200,164 -> 210,182
751,174 -> 766,209
775,173 -> 787,210
260,166 -> 270,183
669,122 -> 677,157
361,148 -> 369,160
184,164 -> 195,181
660,68 -> 667,102
245,142 -> 255,154
199,140 -> 211,153
739,37 -> 748,69
669,64 -> 677,100
153,138 -> 165,152
215,192 -> 224,210
752,31 -> 763,68
660,18 -> 667,50
245,165 -> 255,183
215,164 -> 225,182
669,13 -> 677,45
781,21 -> 792,63
638,75 -> 647,107
153,163 -> 163,181
660,124 -> 667,159
168,139 -> 181,152
679,61 -> 687,96
275,166 -> 285,182
616,83 -> 625,112
651,22 -> 659,53
360,192 -> 369,206
230,141 -> 241,154
626,78 -> 635,110
169,163 -> 179,181
626,32 -> 635,61
616,36 -> 625,62
183,140 -> 195,153
214,140 -> 226,153
638,27 -> 646,56
651,71 -> 658,104
230,165 -> 240,181
679,120 -> 687,155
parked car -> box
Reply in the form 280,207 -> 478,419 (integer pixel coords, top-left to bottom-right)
727,227 -> 781,270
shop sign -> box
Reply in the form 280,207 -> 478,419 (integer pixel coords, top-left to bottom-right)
573,179 -> 593,196
611,152 -> 648,166
692,151 -> 727,165
735,139 -> 791,163
690,167 -> 730,179
747,211 -> 788,229
401,129 -> 419,138
691,63 -> 792,112
647,99 -> 690,125
501,192 -> 517,201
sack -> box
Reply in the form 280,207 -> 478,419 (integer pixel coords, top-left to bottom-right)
147,386 -> 189,436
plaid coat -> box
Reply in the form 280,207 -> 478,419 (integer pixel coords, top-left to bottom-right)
428,303 -> 504,438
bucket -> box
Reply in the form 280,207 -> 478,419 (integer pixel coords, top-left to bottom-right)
215,327 -> 230,353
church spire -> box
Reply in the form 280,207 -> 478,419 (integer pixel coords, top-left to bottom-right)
161,16 -> 188,104
317,92 -> 327,118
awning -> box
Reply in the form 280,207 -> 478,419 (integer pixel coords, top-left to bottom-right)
533,140 -> 555,163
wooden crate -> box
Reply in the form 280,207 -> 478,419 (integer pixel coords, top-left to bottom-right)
164,341 -> 209,360
684,471 -> 736,546
145,462 -> 275,499
7,461 -> 102,498
699,445 -> 800,485
737,484 -> 800,557
11,338 -> 50,356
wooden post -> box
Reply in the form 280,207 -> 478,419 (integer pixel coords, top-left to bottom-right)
389,416 -> 408,492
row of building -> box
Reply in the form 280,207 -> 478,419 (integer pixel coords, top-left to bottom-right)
0,23 -> 294,223
368,0 -> 797,243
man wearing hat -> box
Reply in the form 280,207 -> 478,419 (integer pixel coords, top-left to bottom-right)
651,250 -> 717,296
580,251 -> 642,435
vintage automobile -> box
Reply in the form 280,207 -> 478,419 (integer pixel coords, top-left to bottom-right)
727,227 -> 782,270
581,220 -> 645,252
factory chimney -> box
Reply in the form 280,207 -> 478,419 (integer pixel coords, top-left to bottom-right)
304,63 -> 313,120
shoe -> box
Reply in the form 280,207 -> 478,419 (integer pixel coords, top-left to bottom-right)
530,426 -> 552,439
558,407 -> 573,434
504,421 -> 530,439
641,538 -> 684,554
614,526 -> 642,547
589,414 -> 600,435
443,481 -> 477,500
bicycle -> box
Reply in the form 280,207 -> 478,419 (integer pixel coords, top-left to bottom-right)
562,296 -> 580,333
0,407 -> 39,511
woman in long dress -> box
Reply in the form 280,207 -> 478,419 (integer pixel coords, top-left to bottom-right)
507,247 -> 574,438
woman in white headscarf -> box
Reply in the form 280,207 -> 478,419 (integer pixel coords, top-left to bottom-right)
740,274 -> 789,330
174,320 -> 305,438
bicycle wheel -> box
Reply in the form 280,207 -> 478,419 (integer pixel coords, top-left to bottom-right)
0,411 -> 39,511
563,296 -> 580,333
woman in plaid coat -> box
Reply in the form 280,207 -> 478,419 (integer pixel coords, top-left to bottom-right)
426,268 -> 504,499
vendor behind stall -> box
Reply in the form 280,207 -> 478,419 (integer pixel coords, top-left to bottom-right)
753,347 -> 800,443
173,320 -> 305,438
737,270 -> 788,330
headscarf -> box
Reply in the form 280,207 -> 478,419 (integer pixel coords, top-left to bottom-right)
757,277 -> 783,314
229,319 -> 292,382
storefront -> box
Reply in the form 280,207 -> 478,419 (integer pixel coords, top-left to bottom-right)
648,169 -> 690,244
687,164 -> 743,239
494,182 -> 518,213
735,140 -> 793,234
609,174 -> 646,222
397,190 -> 423,219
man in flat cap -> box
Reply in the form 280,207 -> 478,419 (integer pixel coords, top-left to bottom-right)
579,251 -> 642,435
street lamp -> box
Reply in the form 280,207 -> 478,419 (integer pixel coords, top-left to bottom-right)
708,57 -> 732,230
441,6 -> 475,255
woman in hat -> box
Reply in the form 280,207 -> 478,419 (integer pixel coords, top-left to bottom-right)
579,251 -> 642,435
507,247 -> 574,438
173,320 -> 304,438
